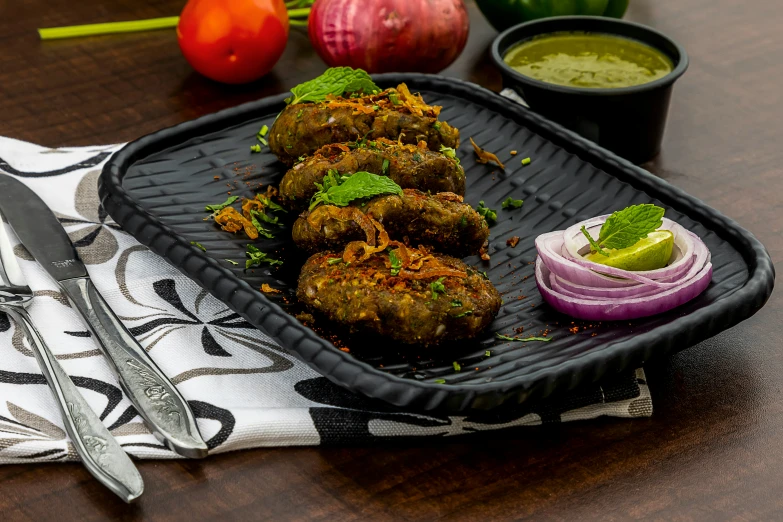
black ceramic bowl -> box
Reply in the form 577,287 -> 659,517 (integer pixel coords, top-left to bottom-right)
491,16 -> 688,164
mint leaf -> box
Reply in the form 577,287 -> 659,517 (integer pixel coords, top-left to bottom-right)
597,204 -> 665,250
502,197 -> 524,210
286,67 -> 380,105
205,196 -> 238,212
309,171 -> 402,211
581,225 -> 608,256
245,244 -> 282,269
430,277 -> 446,300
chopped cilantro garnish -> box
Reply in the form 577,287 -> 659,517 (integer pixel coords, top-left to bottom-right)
476,201 -> 497,224
450,299 -> 463,308
495,333 -> 552,342
439,145 -> 460,165
249,213 -> 275,239
433,122 -> 441,131
502,197 -> 524,210
452,361 -> 461,372
252,209 -> 279,226
256,194 -> 288,213
245,245 -> 282,269
454,310 -> 473,318
190,241 -> 206,252
205,196 -> 239,213
389,250 -> 402,276
250,144 -> 262,153
382,158 -> 390,175
296,109 -> 303,119
430,277 -> 446,300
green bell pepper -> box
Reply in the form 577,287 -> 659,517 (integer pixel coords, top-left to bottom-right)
475,0 -> 629,32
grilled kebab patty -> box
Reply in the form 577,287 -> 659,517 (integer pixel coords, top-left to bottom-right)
279,139 -> 465,211
269,88 -> 459,166
293,189 -> 489,257
297,252 -> 501,345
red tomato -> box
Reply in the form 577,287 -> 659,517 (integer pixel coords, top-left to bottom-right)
177,0 -> 289,84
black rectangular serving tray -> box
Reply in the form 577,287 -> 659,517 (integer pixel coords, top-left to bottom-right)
99,74 -> 775,414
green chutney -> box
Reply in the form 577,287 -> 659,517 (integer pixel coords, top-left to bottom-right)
504,32 -> 673,89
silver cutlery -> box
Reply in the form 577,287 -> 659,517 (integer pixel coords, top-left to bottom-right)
0,211 -> 144,503
0,174 -> 208,459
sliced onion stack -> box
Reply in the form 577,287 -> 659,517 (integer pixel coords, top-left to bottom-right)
535,216 -> 712,321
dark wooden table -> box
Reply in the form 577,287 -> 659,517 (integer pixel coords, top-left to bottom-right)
1,0 -> 781,519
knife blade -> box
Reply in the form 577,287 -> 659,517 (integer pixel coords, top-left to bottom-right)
0,174 -> 208,459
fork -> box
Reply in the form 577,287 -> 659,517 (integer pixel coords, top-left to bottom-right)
0,212 -> 143,503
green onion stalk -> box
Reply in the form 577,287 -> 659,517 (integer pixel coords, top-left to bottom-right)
38,1 -> 315,40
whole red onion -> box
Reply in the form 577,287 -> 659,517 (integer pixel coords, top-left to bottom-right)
308,0 -> 470,74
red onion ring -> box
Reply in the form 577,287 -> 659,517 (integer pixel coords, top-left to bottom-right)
563,217 -> 695,282
534,216 -> 713,321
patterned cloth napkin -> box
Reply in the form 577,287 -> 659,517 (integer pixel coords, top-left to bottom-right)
0,136 -> 652,464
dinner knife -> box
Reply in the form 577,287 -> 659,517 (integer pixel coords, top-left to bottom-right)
0,174 -> 208,459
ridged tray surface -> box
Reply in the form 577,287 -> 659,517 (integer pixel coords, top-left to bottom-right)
100,74 -> 774,413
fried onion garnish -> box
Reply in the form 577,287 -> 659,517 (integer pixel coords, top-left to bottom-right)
307,205 -> 377,246
215,207 -> 258,239
470,137 -> 505,169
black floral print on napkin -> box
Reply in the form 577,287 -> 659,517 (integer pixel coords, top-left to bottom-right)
129,279 -> 252,357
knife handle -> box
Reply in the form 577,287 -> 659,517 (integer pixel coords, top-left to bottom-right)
4,306 -> 144,503
60,277 -> 208,459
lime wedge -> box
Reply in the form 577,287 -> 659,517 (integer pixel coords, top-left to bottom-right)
585,230 -> 674,271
